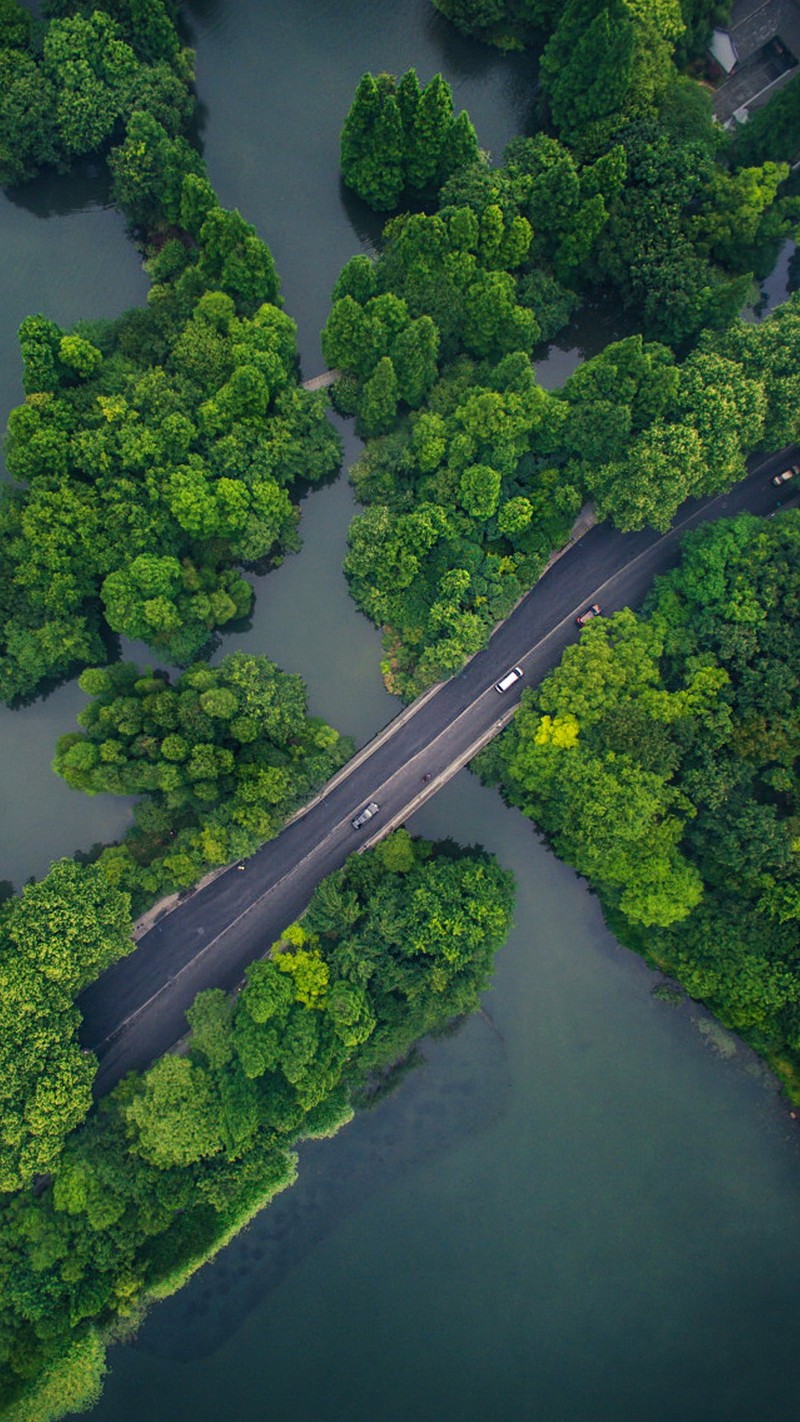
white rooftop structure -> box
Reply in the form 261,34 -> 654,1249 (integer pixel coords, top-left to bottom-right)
710,27 -> 739,72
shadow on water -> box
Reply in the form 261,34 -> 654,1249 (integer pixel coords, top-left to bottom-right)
755,237 -> 798,317
4,158 -> 114,219
337,179 -> 389,252
534,288 -> 633,390
181,0 -> 225,20
421,0 -> 539,122
423,16 -> 542,148
131,1011 -> 510,1363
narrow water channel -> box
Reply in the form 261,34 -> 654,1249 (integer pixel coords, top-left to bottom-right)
0,168 -> 149,886
2,4 -> 800,1418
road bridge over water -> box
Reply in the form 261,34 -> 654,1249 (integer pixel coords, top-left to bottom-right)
79,448 -> 799,1095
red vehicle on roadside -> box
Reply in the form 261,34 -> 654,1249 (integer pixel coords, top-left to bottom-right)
576,603 -> 601,627
772,464 -> 799,487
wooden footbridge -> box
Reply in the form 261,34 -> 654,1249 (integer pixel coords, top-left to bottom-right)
302,369 -> 339,391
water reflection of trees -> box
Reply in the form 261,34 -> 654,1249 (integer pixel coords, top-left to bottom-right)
4,159 -> 112,220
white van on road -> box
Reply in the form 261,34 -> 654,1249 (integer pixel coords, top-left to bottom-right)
495,666 -> 524,693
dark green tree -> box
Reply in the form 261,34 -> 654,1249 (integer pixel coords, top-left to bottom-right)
108,109 -> 204,229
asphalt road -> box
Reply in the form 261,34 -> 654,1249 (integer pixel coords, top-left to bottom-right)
79,447 -> 799,1094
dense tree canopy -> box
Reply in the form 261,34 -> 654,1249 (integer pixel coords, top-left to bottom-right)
590,116 -> 792,344
0,0 -> 192,187
340,69 -> 479,210
731,73 -> 800,168
0,837 -> 514,1419
0,208 -> 341,703
479,511 -> 800,1080
322,201 -> 538,407
432,0 -> 728,58
332,287 -> 800,696
427,0 -> 794,347
0,860 -> 133,1191
322,20 -> 799,697
0,8 -> 514,1421
0,0 -> 342,706
53,653 -> 353,911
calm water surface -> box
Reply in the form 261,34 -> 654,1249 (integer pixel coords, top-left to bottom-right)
0,166 -> 149,885
0,163 -> 149,466
92,774 -> 800,1422
2,5 -> 800,1417
184,0 -> 537,372
214,419 -> 397,746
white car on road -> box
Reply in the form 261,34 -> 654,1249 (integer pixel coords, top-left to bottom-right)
352,801 -> 379,830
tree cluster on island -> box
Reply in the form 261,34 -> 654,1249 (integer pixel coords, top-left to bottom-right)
0,0 -> 193,188
326,1 -> 799,698
341,68 -> 480,211
54,653 -> 354,909
0,0 -> 799,1416
0,0 -> 341,705
0,206 -> 341,702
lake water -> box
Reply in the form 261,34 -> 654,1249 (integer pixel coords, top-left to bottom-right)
0,164 -> 149,886
2,3 -> 800,1418
92,772 -> 800,1422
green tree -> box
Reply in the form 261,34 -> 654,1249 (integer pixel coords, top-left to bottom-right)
0,860 -> 132,1189
407,73 -> 456,188
459,463 -> 502,518
540,0 -> 637,144
693,161 -> 790,270
3,859 -> 132,991
340,72 -> 405,210
391,315 -> 440,406
125,1055 -> 225,1166
108,109 -> 204,229
732,71 -> 800,167
43,11 -> 139,157
17,314 -> 64,393
340,70 -> 478,211
357,356 -> 399,437
196,207 -> 281,313
590,421 -> 706,531
0,48 -> 59,185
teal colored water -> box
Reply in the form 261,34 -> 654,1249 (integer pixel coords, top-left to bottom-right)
213,420 -> 398,747
0,166 -> 149,885
1,6 -> 800,1418
91,773 -> 800,1422
0,163 -> 149,467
